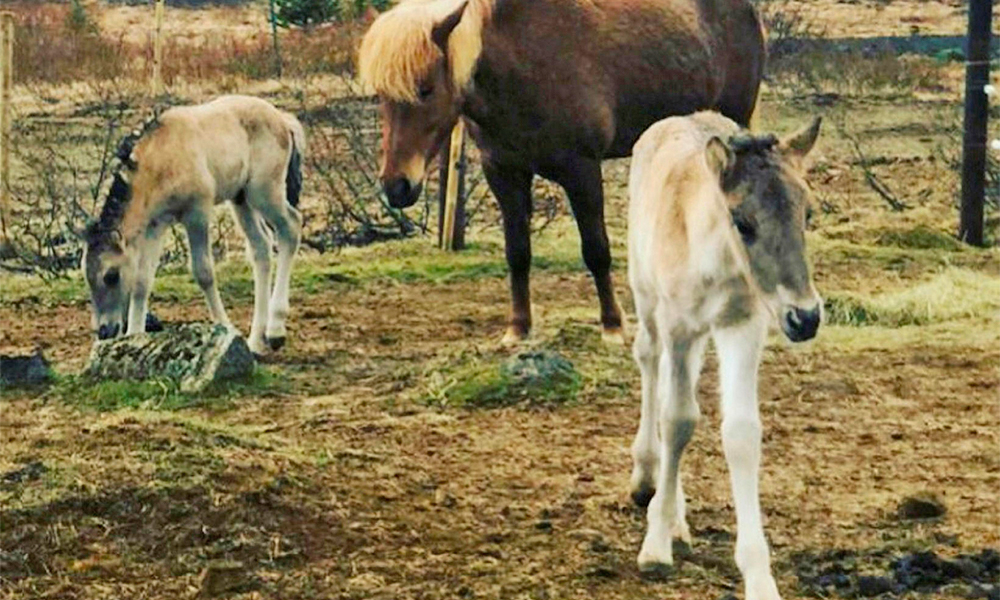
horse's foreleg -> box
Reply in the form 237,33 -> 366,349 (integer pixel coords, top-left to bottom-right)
638,327 -> 706,572
233,201 -> 272,355
126,227 -> 165,336
185,213 -> 231,328
552,158 -> 623,344
483,161 -> 534,344
713,316 -> 781,600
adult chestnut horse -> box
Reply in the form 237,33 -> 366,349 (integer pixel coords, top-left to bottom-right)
359,0 -> 765,343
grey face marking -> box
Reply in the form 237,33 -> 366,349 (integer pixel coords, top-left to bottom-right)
84,172 -> 134,339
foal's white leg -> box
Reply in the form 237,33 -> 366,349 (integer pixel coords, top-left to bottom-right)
630,309 -> 660,509
126,226 -> 166,336
185,212 -> 232,328
256,187 -> 301,349
638,329 -> 707,572
232,202 -> 272,355
712,316 -> 781,600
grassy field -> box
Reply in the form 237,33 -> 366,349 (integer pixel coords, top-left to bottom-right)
1,1 -> 999,599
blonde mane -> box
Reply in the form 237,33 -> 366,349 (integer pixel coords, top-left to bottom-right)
358,0 -> 494,102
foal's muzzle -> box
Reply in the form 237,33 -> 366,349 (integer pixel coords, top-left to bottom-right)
781,305 -> 821,342
97,323 -> 121,340
384,178 -> 422,209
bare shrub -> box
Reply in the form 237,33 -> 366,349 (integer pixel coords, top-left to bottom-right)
2,84 -> 141,277
297,84 -> 430,249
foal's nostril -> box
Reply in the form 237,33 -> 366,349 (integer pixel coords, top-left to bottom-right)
97,323 -> 120,340
784,306 -> 821,342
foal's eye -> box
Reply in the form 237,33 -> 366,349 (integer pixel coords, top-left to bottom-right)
805,206 -> 814,226
734,219 -> 757,246
417,83 -> 434,101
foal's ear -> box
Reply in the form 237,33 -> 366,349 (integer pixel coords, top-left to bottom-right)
431,0 -> 469,53
780,116 -> 822,160
705,136 -> 735,182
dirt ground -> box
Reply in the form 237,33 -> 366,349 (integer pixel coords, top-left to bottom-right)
2,1 -> 999,599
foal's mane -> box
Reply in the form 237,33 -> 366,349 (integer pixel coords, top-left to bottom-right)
358,0 -> 495,102
87,112 -> 162,243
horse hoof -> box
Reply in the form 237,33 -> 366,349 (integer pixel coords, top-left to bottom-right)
601,326 -> 625,346
631,484 -> 656,509
500,327 -> 528,346
267,336 -> 286,351
637,558 -> 674,579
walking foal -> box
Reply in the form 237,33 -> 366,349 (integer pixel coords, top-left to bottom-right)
627,111 -> 823,600
83,95 -> 304,355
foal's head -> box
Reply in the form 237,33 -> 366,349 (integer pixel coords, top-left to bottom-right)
83,172 -> 135,340
359,0 -> 479,208
706,117 -> 823,342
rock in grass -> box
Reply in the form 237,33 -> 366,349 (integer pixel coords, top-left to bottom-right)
85,323 -> 255,393
197,560 -> 249,597
897,492 -> 946,520
0,350 -> 54,389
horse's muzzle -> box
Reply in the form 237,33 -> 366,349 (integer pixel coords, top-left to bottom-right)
781,305 -> 821,342
97,323 -> 121,340
384,178 -> 422,209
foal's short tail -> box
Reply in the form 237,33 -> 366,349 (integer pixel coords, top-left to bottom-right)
283,113 -> 306,209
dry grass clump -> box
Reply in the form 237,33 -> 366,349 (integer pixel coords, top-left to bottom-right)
6,2 -> 364,85
825,268 -> 1000,327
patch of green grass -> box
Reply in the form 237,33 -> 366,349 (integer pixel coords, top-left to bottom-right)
51,367 -> 288,412
824,268 -> 1000,327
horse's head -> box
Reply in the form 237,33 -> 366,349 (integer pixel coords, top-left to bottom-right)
706,117 -> 823,342
359,0 -> 476,208
82,172 -> 137,340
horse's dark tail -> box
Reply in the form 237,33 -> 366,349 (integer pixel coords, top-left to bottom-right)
283,114 -> 305,209
286,140 -> 302,209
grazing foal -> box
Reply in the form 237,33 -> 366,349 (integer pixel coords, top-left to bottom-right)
83,95 -> 305,355
627,112 -> 822,600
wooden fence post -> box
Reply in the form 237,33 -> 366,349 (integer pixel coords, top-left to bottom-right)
269,0 -> 282,78
439,120 -> 466,251
151,0 -> 165,96
0,12 -> 12,244
959,0 -> 993,246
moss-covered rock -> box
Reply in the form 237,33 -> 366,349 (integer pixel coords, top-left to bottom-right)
85,323 -> 255,393
444,350 -> 581,408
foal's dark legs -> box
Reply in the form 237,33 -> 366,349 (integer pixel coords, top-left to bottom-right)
483,160 -> 534,343
547,157 -> 623,342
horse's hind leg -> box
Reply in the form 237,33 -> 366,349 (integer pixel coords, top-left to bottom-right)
232,197 -> 272,355
482,160 -> 534,344
548,157 -> 623,344
184,210 -> 232,328
630,294 -> 660,509
252,183 -> 301,350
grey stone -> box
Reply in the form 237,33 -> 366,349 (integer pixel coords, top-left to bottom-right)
86,323 -> 255,393
0,350 -> 53,389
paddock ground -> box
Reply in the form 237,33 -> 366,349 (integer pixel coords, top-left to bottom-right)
2,2 -> 1000,596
